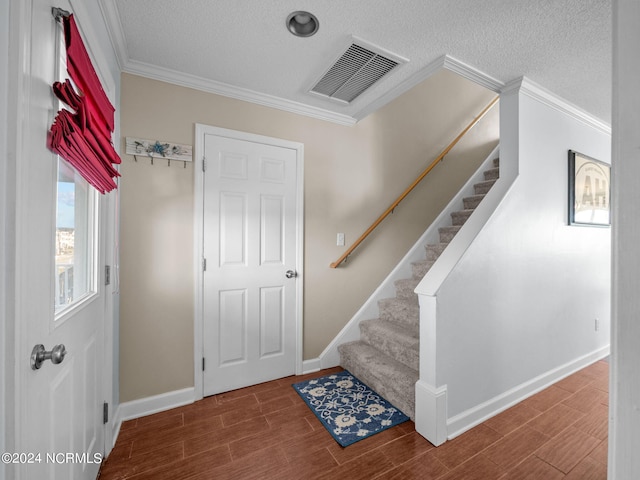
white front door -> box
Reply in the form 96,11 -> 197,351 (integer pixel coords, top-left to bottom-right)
12,1 -> 109,478
199,127 -> 302,396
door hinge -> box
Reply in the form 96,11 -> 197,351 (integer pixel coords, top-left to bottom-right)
203,258 -> 207,272
105,265 -> 111,286
103,402 -> 109,424
202,156 -> 207,172
202,357 -> 205,371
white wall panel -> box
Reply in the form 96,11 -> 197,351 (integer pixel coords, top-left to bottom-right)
437,86 -> 611,419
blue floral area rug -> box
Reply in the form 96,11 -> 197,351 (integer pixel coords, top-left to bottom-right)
292,370 -> 409,447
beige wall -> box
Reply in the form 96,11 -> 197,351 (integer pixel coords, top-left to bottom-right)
119,69 -> 498,402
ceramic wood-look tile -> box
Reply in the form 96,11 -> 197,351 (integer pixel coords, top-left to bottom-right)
253,383 -> 296,403
590,375 -> 610,393
286,447 -> 339,479
447,424 -> 504,456
327,424 -> 406,465
256,392 -> 296,415
563,456 -> 608,480
431,439 -> 476,470
497,454 -> 564,480
374,450 -> 449,480
278,427 -> 335,462
588,439 -> 608,465
100,363 -> 609,480
483,425 -> 549,470
482,403 -> 541,436
263,409 -> 315,437
526,403 -> 585,437
182,416 -> 271,457
562,386 -> 609,414
378,431 -> 436,466
99,443 -> 184,479
315,448 -> 396,480
127,445 -> 232,480
189,445 -> 289,480
214,380 -> 283,404
521,385 -> 572,412
534,426 -> 601,473
437,454 -> 505,480
226,428 -> 278,460
220,404 -> 263,426
555,372 -> 594,393
573,403 -> 608,440
580,360 -> 609,380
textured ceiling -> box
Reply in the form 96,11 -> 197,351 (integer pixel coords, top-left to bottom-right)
102,0 -> 611,125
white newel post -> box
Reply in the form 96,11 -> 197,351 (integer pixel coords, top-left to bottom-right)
414,293 -> 448,446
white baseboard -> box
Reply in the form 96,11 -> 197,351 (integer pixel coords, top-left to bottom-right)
415,380 -> 448,446
302,358 -> 322,374
445,346 -> 610,440
110,387 -> 196,449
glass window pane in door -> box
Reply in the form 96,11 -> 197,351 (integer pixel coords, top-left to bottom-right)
54,158 -> 96,314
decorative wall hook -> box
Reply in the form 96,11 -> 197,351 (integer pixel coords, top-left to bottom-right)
125,137 -> 193,167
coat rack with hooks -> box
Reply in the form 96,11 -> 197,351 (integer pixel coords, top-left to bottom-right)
125,137 -> 193,168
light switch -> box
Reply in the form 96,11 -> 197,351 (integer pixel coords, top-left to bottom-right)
337,233 -> 345,246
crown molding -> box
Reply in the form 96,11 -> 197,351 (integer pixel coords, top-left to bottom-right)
503,77 -> 612,135
123,60 -> 357,126
97,1 -> 610,132
353,56 -> 446,121
98,1 -> 357,126
354,55 -> 505,121
98,0 -> 129,71
442,56 -> 505,93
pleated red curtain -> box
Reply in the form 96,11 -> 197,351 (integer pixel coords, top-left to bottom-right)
48,13 -> 120,194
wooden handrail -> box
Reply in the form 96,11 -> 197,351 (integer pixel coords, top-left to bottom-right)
330,96 -> 499,268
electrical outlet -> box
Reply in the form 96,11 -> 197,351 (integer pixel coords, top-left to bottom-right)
337,233 -> 345,246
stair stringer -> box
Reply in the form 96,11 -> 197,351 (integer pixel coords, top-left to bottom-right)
414,146 -> 518,446
318,145 -> 501,370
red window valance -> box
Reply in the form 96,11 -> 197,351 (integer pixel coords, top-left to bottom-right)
48,13 -> 120,194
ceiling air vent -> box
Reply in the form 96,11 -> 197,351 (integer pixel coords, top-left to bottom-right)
310,40 -> 406,103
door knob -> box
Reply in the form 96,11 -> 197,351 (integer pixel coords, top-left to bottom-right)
285,270 -> 297,279
31,344 -> 67,370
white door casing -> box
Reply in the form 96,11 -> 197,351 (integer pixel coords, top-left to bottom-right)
10,0 -> 115,478
194,125 -> 304,398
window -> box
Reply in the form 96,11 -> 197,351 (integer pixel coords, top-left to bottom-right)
54,159 -> 97,315
53,20 -> 97,317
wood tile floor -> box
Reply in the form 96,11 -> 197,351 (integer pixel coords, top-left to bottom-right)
99,360 -> 609,480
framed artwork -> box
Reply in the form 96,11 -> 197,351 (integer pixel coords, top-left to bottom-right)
568,150 -> 610,227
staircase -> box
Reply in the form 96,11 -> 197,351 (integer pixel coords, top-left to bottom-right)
338,158 -> 500,420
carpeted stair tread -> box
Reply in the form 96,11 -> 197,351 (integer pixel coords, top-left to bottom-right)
425,242 -> 449,260
474,179 -> 496,195
394,278 -> 421,299
483,167 -> 500,181
463,194 -> 486,210
412,259 -> 436,279
439,225 -> 462,243
360,319 -> 419,371
450,209 -> 474,225
378,297 -> 419,329
338,341 -> 418,420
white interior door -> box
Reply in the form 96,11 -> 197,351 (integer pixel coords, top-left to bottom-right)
201,129 -> 302,396
13,1 -> 107,478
